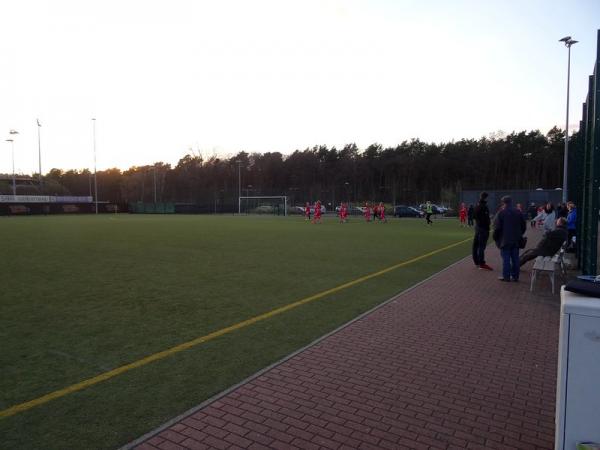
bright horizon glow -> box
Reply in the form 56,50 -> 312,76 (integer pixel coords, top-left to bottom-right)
0,0 -> 598,174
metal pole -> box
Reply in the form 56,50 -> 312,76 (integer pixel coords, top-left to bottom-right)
11,140 -> 16,196
92,118 -> 98,214
37,119 -> 42,188
153,166 -> 157,203
562,45 -> 572,203
237,161 -> 241,214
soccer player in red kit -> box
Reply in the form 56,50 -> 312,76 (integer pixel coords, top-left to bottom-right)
364,203 -> 371,222
339,203 -> 348,223
304,202 -> 311,221
378,202 -> 386,222
459,203 -> 467,227
313,200 -> 322,223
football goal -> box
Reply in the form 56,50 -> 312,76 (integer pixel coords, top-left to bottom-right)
239,196 -> 288,216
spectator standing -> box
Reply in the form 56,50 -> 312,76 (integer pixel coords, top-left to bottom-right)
567,202 -> 577,248
527,203 -> 537,228
493,196 -> 526,281
519,218 -> 568,267
467,204 -> 474,226
557,203 -> 568,219
473,192 -> 493,270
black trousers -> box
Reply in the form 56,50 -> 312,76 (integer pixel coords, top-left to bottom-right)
472,227 -> 489,266
425,213 -> 432,224
519,248 -> 541,267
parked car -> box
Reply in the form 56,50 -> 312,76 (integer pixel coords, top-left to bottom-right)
394,205 -> 424,218
419,203 -> 444,215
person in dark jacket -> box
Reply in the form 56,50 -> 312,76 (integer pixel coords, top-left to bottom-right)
519,218 -> 568,267
472,192 -> 492,270
493,196 -> 526,281
467,204 -> 474,226
556,203 -> 568,219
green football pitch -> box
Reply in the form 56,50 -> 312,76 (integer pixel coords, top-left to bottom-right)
0,214 -> 471,449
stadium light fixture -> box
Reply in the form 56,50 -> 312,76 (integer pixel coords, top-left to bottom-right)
559,35 -> 578,203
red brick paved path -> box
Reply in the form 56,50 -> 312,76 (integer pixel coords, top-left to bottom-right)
130,239 -> 560,450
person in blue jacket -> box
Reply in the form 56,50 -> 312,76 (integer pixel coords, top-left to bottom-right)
566,202 -> 577,249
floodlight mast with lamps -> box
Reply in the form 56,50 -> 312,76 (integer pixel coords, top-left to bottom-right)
7,129 -> 19,196
559,36 -> 578,203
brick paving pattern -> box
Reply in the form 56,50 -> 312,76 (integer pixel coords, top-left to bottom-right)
132,236 -> 560,450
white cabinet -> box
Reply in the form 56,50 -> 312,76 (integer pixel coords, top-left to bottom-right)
556,287 -> 600,450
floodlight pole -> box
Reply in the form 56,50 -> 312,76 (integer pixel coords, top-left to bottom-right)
37,119 -> 42,188
236,160 -> 241,214
7,129 -> 18,196
5,138 -> 16,196
153,165 -> 157,203
92,118 -> 98,214
560,36 -> 577,203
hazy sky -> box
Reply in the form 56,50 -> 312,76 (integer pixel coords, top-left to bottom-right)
1,0 -> 598,174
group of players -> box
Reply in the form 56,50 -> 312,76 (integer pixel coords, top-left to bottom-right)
304,201 -> 387,224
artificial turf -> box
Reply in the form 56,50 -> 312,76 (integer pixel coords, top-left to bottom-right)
0,214 -> 471,449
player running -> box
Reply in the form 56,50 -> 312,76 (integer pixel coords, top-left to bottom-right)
312,200 -> 322,224
459,203 -> 467,227
364,202 -> 372,222
378,202 -> 386,223
339,202 -> 348,223
304,202 -> 311,221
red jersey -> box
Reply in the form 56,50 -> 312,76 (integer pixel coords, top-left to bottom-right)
314,204 -> 321,218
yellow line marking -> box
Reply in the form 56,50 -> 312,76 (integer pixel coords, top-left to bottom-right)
0,237 -> 470,419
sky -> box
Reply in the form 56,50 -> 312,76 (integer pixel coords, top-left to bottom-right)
0,0 -> 599,174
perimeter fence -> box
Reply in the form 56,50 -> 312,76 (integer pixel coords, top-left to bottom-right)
570,29 -> 600,275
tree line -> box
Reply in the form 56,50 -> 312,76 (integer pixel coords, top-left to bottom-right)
0,127 -> 568,210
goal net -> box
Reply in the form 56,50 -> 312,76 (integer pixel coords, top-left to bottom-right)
239,196 -> 288,216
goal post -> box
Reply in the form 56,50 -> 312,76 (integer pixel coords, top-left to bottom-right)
239,196 -> 288,216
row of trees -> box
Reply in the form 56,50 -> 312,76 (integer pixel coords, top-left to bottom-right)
0,127 -> 568,209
